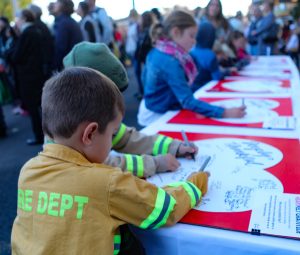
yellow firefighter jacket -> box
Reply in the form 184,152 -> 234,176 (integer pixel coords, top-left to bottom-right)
12,144 -> 204,255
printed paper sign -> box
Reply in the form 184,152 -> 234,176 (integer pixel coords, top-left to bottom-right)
249,193 -> 300,239
263,117 -> 297,130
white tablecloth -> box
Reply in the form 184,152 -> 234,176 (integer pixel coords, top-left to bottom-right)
132,223 -> 300,255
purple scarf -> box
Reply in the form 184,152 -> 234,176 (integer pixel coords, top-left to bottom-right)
155,39 -> 198,85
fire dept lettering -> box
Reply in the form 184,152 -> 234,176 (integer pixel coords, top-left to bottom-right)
18,189 -> 89,219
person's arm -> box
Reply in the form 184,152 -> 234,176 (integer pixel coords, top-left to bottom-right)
112,123 -> 182,156
167,59 -> 245,118
109,123 -> 197,177
253,14 -> 274,36
286,34 -> 299,52
108,171 -> 209,228
247,22 -> 258,43
84,21 -> 96,42
97,8 -> 113,44
104,153 -> 180,178
167,58 -> 225,118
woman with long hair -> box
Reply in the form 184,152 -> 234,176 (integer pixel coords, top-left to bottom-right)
202,0 -> 231,42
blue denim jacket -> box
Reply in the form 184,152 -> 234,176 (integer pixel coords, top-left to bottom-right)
142,48 -> 224,118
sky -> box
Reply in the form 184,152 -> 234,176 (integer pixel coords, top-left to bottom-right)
33,0 -> 252,23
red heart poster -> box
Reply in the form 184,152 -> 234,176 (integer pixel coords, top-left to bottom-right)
168,97 -> 293,129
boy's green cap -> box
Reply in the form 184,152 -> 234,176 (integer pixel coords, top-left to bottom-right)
63,42 -> 128,91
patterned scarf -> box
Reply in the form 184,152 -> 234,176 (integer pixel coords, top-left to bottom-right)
155,39 -> 198,85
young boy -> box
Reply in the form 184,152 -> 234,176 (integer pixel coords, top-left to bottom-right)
190,22 -> 227,90
11,67 -> 209,254
62,41 -> 197,178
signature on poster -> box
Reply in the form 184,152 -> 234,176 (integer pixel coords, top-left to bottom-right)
226,140 -> 274,166
224,185 -> 253,211
148,138 -> 284,213
257,179 -> 277,189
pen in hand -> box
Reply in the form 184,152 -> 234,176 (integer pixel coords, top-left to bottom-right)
198,156 -> 211,172
181,130 -> 195,161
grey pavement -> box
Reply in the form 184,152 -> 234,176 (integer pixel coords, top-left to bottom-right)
0,67 -> 142,254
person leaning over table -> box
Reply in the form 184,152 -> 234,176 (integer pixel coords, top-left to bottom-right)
11,67 -> 210,255
137,10 -> 246,127
50,41 -> 197,178
190,21 -> 235,90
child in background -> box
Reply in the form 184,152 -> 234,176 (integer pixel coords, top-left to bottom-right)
62,42 -> 197,178
190,22 -> 230,90
149,23 -> 163,45
11,67 -> 209,255
138,10 -> 246,126
227,30 -> 250,62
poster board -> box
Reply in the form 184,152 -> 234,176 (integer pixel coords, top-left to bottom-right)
147,131 -> 300,239
232,56 -> 293,79
167,97 -> 294,129
243,64 -> 292,72
206,79 -> 291,94
235,70 -> 292,79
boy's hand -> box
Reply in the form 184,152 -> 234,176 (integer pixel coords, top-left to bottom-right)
187,171 -> 210,196
223,106 -> 246,118
154,154 -> 180,173
177,143 -> 198,158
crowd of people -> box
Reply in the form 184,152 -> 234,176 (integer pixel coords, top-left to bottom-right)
0,0 -> 115,143
2,0 -> 300,254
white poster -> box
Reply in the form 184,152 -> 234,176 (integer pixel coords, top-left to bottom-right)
211,98 -> 279,124
244,65 -> 290,72
221,80 -> 287,93
147,138 -> 284,213
238,70 -> 291,79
